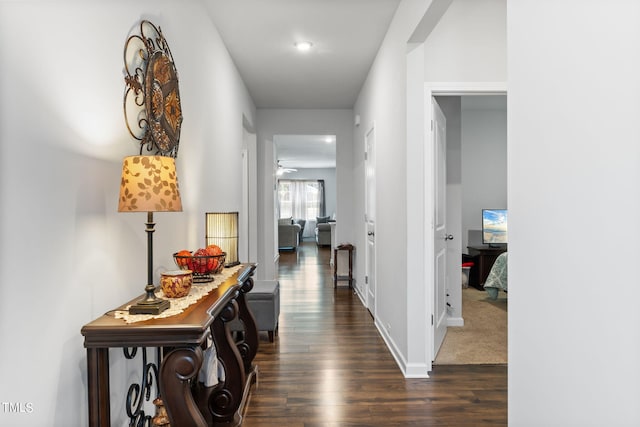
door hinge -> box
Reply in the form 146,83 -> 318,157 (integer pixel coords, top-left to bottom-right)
364,151 -> 368,161
365,275 -> 368,284
431,120 -> 434,131
431,314 -> 434,326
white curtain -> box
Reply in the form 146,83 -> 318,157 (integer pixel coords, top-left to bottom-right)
278,180 -> 325,220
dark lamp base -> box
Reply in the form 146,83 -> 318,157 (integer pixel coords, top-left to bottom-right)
129,297 -> 170,315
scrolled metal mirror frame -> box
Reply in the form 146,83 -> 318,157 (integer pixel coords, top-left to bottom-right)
124,20 -> 183,158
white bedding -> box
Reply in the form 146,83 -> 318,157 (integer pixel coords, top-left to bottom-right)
484,251 -> 507,300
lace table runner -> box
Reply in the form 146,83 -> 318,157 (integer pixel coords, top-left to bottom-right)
114,265 -> 243,324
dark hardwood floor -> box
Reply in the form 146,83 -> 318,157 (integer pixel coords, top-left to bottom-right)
243,241 -> 507,426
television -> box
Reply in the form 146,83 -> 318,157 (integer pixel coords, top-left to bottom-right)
482,209 -> 508,247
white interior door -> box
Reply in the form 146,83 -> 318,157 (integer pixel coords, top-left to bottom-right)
365,125 -> 376,316
432,98 -> 448,359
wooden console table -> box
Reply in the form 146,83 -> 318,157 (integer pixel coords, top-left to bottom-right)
467,246 -> 507,289
81,264 -> 258,427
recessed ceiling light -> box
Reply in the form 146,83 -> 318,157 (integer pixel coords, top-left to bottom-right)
295,41 -> 313,52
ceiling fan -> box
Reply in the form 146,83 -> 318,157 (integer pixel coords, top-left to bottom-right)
276,161 -> 297,176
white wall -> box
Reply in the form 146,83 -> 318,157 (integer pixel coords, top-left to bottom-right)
423,0 -> 506,82
354,0 -> 506,376
255,109 -> 354,281
354,0 -> 433,374
0,2 -> 255,425
403,0 -> 507,375
508,2 -> 640,425
461,96 -> 507,252
278,168 -> 337,238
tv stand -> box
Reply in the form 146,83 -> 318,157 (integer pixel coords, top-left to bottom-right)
467,245 -> 507,289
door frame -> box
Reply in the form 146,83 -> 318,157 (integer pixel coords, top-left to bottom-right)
364,124 -> 377,318
242,122 -> 257,264
423,82 -> 507,370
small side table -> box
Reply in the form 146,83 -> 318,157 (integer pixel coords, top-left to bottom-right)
333,244 -> 354,288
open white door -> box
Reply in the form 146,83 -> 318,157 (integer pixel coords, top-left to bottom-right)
365,125 -> 376,317
432,98 -> 449,359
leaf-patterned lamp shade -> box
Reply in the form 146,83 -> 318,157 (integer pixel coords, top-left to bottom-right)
118,155 -> 182,212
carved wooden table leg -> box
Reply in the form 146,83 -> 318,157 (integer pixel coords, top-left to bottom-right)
86,348 -> 110,427
235,277 -> 258,373
195,297 -> 246,426
159,346 -> 207,427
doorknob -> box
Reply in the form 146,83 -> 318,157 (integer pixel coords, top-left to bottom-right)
444,234 -> 453,241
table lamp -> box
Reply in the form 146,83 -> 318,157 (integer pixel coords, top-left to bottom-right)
206,212 -> 240,267
118,155 -> 182,314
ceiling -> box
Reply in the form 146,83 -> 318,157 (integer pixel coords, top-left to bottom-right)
204,0 -> 402,168
205,0 -> 401,109
275,134 -> 336,169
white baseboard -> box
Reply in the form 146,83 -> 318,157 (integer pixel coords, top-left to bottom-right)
405,362 -> 431,378
374,319 -> 431,378
354,285 -> 367,305
375,320 -> 405,370
447,316 -> 464,327
353,285 -> 431,378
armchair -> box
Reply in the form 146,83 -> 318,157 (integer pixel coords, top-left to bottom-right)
294,218 -> 306,242
315,223 -> 332,246
315,216 -> 335,247
278,220 -> 301,250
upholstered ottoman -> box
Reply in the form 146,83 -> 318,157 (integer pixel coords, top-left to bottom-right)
233,280 -> 280,342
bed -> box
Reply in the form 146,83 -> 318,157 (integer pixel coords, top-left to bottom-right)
484,251 -> 507,300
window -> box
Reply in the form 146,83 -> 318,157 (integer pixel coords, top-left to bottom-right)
277,180 -> 325,220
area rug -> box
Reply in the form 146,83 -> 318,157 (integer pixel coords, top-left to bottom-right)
434,287 -> 507,365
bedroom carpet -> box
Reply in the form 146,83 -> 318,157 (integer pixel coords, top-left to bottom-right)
434,286 -> 508,365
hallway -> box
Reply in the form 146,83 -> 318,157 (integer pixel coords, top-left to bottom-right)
243,241 -> 507,426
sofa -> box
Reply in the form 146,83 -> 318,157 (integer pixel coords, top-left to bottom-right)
278,218 -> 301,250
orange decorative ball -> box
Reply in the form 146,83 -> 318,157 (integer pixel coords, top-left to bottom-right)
175,250 -> 192,270
205,245 -> 223,270
206,244 -> 223,255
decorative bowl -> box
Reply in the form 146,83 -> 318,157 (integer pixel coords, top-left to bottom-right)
160,270 -> 193,298
173,252 -> 226,283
